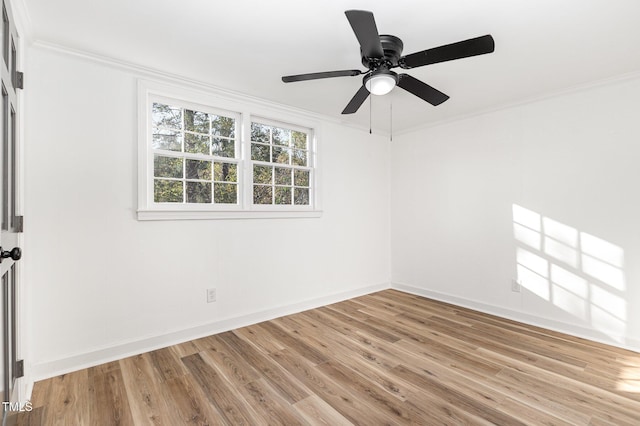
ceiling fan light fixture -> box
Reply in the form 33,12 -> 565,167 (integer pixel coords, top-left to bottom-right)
365,70 -> 398,95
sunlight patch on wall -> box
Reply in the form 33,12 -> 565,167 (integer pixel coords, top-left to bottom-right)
516,247 -> 550,300
581,232 -> 625,268
545,236 -> 578,268
543,217 -> 578,247
550,264 -> 588,320
517,264 -> 550,300
513,223 -> 541,250
516,247 -> 548,278
513,204 -> 541,232
590,285 -> 626,321
582,254 -> 625,291
512,205 -> 627,343
550,265 -> 588,298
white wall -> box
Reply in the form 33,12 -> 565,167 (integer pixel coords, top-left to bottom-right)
24,46 -> 391,379
391,75 -> 640,351
25,36 -> 640,390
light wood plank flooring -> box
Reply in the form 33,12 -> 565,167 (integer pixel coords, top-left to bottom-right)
18,290 -> 640,425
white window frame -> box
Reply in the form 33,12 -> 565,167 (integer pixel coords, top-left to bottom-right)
137,79 -> 322,220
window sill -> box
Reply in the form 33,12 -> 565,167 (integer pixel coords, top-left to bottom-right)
137,209 -> 323,221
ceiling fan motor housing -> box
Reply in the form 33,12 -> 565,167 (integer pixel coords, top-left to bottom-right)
361,34 -> 404,69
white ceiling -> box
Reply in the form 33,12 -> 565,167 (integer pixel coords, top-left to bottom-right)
22,0 -> 640,133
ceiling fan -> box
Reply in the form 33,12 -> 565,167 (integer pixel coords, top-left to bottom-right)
282,10 -> 495,114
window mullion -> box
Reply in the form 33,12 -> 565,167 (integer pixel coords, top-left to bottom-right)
241,108 -> 252,209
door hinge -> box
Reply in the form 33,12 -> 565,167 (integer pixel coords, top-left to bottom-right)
14,215 -> 23,233
15,360 -> 24,378
15,71 -> 24,90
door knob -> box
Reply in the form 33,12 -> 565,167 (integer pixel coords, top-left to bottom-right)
0,247 -> 21,262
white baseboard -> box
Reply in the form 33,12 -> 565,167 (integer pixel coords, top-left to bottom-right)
29,282 -> 390,391
392,282 -> 640,353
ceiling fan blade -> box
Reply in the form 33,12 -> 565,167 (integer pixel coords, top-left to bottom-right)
342,85 -> 370,114
401,35 -> 495,69
345,10 -> 384,58
282,69 -> 363,83
397,74 -> 449,106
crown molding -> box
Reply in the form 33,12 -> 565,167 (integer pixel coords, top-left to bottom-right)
31,40 -> 391,138
397,69 -> 640,137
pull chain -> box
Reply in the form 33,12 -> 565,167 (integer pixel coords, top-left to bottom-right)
369,93 -> 372,134
390,101 -> 393,142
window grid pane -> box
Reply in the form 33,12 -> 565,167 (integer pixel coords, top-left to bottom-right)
154,179 -> 184,203
214,162 -> 238,183
214,182 -> 238,204
253,185 -> 273,205
186,181 -> 212,204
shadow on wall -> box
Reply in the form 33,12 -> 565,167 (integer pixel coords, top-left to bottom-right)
512,204 -> 640,393
512,204 -> 627,343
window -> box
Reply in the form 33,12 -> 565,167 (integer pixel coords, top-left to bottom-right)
250,121 -> 311,206
151,102 -> 239,205
138,81 -> 321,220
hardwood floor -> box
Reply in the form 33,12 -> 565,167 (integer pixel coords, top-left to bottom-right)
18,290 -> 640,425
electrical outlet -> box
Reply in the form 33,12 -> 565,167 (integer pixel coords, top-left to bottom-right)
511,279 -> 521,293
207,288 -> 216,303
